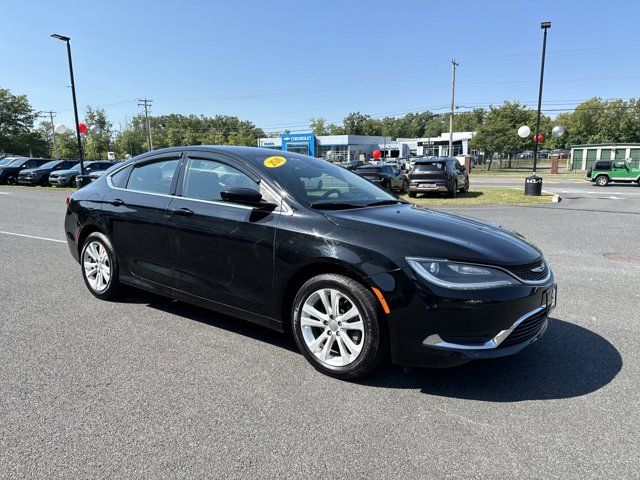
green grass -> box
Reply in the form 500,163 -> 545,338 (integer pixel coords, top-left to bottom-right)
401,187 -> 554,207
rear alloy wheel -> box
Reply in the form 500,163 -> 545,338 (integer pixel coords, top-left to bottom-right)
595,175 -> 609,187
6,175 -> 17,185
292,274 -> 386,380
462,179 -> 470,193
81,232 -> 122,300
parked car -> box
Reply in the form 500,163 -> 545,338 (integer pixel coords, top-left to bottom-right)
408,157 -> 469,198
0,156 -> 24,167
587,160 -> 640,186
339,160 -> 365,171
550,149 -> 570,159
65,146 -> 555,380
354,164 -> 408,193
50,161 -> 114,187
18,159 -> 78,186
0,158 -> 49,185
383,158 -> 409,171
539,149 -> 550,159
516,150 -> 534,159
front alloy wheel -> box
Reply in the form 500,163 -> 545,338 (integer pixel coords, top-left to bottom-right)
595,175 -> 609,187
300,288 -> 365,367
292,274 -> 387,380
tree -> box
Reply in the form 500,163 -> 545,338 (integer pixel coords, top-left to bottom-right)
469,101 -> 551,163
453,108 -> 486,132
310,117 -> 329,135
0,87 -> 49,156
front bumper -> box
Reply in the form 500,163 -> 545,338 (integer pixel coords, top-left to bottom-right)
367,267 -> 556,367
17,177 -> 36,186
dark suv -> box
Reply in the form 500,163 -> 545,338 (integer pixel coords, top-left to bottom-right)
408,157 -> 469,198
0,158 -> 50,185
18,159 -> 78,186
354,164 -> 408,193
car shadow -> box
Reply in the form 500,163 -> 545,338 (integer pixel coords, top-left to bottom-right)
120,289 -> 299,354
361,318 -> 622,402
118,292 -> 622,401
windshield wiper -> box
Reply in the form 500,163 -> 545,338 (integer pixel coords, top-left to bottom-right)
309,202 -> 366,210
364,199 -> 408,207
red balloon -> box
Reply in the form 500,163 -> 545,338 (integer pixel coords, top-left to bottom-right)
372,149 -> 382,159
78,122 -> 88,134
533,133 -> 544,144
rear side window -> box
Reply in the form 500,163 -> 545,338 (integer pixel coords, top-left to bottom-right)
595,161 -> 611,171
183,158 -> 257,201
126,159 -> 180,194
110,166 -> 132,188
414,162 -> 445,172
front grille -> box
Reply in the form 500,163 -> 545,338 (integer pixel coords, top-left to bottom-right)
500,309 -> 547,347
503,259 -> 547,282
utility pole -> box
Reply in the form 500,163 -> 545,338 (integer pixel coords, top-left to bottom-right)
448,59 -> 459,157
138,98 -> 153,151
42,111 -> 58,159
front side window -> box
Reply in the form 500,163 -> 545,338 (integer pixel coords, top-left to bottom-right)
126,159 -> 180,194
183,158 -> 258,201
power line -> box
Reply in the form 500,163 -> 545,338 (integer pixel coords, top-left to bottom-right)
40,111 -> 58,159
449,59 -> 459,156
138,98 -> 153,151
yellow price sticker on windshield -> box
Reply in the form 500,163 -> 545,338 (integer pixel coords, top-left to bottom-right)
264,156 -> 286,168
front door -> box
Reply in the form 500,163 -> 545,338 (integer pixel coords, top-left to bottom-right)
102,154 -> 182,287
166,152 -> 279,317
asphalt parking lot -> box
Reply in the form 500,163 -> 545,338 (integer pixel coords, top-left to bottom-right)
1,185 -> 639,479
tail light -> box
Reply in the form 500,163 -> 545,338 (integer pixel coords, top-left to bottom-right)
65,193 -> 71,205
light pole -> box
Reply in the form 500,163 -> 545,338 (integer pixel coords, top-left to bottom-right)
524,21 -> 551,196
51,33 -> 86,183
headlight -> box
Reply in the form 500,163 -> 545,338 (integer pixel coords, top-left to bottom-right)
406,257 -> 520,289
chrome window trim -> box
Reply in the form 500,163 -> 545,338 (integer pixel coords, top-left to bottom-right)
106,161 -> 292,215
423,305 -> 547,351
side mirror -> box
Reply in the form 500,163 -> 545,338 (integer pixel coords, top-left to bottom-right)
220,188 -> 277,210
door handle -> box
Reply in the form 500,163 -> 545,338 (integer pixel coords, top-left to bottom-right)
110,198 -> 125,206
170,207 -> 194,216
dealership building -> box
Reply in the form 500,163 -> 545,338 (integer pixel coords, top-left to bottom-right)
258,131 -> 476,162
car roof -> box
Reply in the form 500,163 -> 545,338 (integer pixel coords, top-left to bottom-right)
415,157 -> 453,164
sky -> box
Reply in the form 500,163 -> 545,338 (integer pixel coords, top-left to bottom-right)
2,0 -> 640,133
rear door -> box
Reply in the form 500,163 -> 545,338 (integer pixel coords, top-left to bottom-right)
102,153 -> 183,287
166,151 -> 279,317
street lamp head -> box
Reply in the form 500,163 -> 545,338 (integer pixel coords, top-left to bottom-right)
540,21 -> 551,29
51,33 -> 70,42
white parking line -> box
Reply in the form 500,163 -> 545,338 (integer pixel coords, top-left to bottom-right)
0,192 -> 10,195
0,231 -> 66,243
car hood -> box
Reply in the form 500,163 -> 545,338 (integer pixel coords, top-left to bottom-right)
20,168 -> 45,174
51,169 -> 76,176
323,204 -> 542,266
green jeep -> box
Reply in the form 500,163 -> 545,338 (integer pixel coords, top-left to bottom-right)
587,160 -> 640,186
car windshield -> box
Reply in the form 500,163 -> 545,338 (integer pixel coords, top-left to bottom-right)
65,163 -> 82,173
247,152 -> 397,208
8,159 -> 27,167
38,161 -> 62,170
414,162 -> 445,172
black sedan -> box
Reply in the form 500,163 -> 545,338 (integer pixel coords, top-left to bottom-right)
0,158 -> 50,185
408,157 -> 469,198
354,164 -> 408,193
50,161 -> 114,187
65,146 -> 555,380
18,159 -> 78,186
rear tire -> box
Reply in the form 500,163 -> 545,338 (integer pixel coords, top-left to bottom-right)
595,175 -> 609,187
462,179 -> 469,193
292,274 -> 387,380
449,181 -> 458,198
6,175 -> 17,185
80,232 -> 122,301
408,191 -> 417,198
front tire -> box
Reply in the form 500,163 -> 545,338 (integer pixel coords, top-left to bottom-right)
292,274 -> 387,380
80,232 -> 122,300
595,175 -> 609,187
